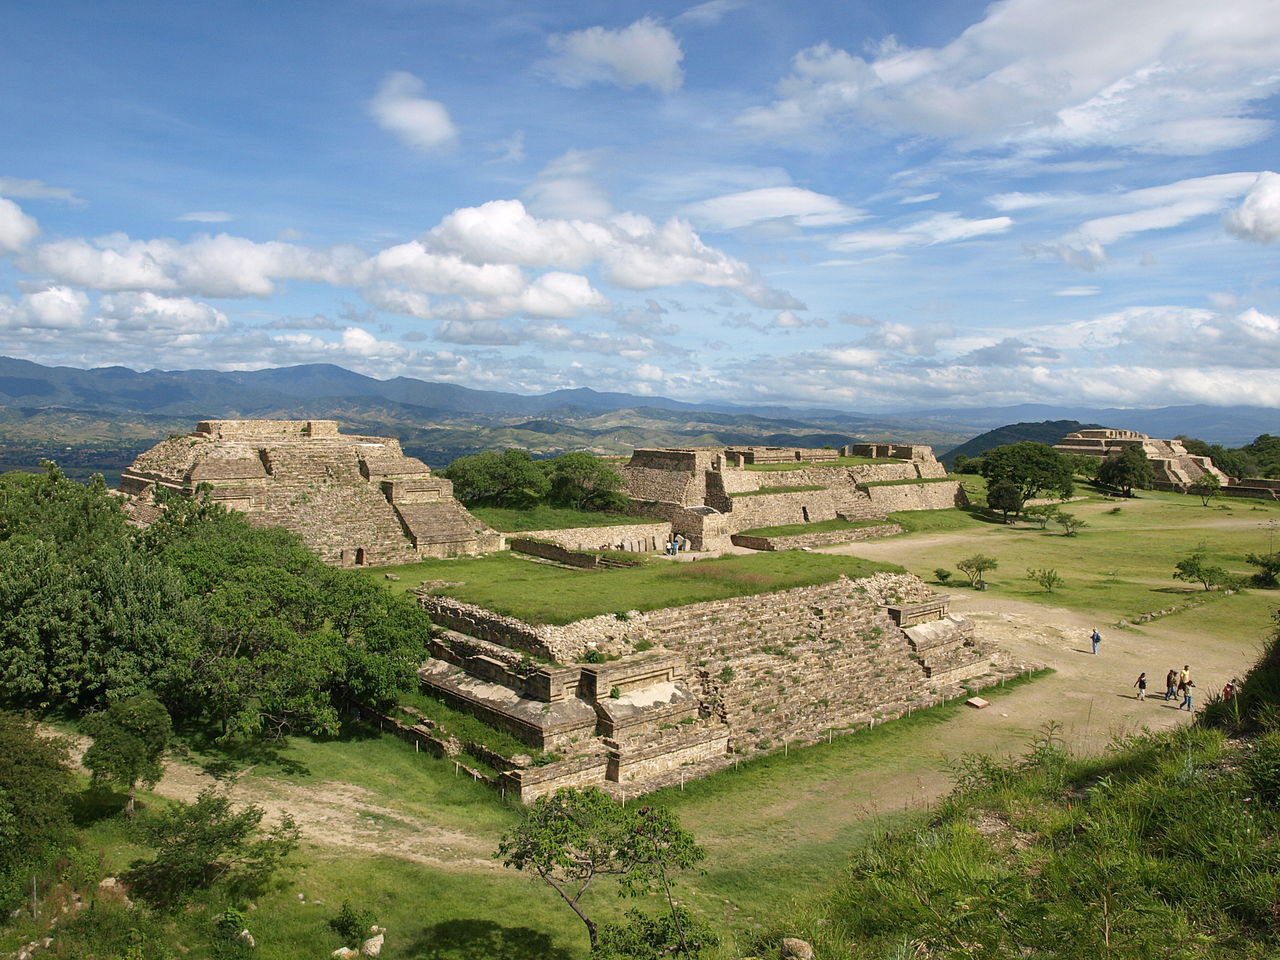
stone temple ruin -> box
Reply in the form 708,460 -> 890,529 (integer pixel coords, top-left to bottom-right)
1053,428 -> 1279,500
119,419 -> 501,565
618,443 -> 969,551
418,571 -> 1015,801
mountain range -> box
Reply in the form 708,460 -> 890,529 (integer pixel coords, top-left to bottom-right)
0,356 -> 1273,480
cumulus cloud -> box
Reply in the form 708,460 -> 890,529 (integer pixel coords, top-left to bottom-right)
736,0 -> 1280,156
523,150 -> 613,220
2,286 -> 88,329
544,18 -> 684,93
682,187 -> 864,231
368,71 -> 459,153
0,197 -> 39,253
96,292 -> 228,333
831,212 -> 1011,252
1224,171 -> 1280,244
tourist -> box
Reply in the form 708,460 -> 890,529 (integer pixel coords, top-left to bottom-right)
1133,672 -> 1147,700
1091,629 -> 1102,655
1180,680 -> 1196,712
1222,680 -> 1235,700
1180,664 -> 1191,689
1165,669 -> 1179,701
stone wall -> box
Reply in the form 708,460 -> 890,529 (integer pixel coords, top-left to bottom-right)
731,523 -> 902,550
517,522 -> 672,554
864,480 -> 969,513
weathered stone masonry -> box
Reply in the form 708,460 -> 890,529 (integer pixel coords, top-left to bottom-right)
119,419 -> 502,565
418,572 -> 1013,800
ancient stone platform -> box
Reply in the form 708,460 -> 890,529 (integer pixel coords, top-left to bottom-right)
118,419 -> 501,566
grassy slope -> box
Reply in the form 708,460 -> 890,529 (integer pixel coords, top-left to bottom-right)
361,551 -> 901,625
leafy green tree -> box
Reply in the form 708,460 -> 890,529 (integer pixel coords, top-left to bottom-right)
544,452 -> 628,512
0,714 -> 76,909
1026,568 -> 1064,592
1173,549 -> 1230,591
1241,434 -> 1280,478
82,694 -> 173,819
1096,446 -> 1155,497
986,481 -> 1023,523
441,449 -> 550,506
123,788 -> 300,909
979,442 -> 1074,503
1245,552 -> 1280,587
956,555 -> 999,587
497,787 -> 704,951
1023,504 -> 1061,529
1188,473 -> 1222,506
1056,513 -> 1087,536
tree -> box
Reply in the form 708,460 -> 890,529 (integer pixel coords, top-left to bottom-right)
440,449 -> 550,507
81,694 -> 172,819
544,452 -> 628,512
1026,568 -> 1064,592
1023,504 -> 1061,530
123,788 -> 300,909
1245,552 -> 1280,587
956,555 -> 998,588
986,481 -> 1023,523
1173,549 -> 1230,591
1056,513 -> 1087,537
979,442 -> 1075,503
1096,446 -> 1155,497
0,714 -> 76,910
497,787 -> 704,951
1188,473 -> 1222,506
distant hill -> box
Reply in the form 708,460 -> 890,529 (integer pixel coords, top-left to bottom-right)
940,420 -> 1100,468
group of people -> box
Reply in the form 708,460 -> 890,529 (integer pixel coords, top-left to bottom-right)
1131,664 -> 1239,713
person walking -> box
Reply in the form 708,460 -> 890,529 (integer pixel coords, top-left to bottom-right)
1091,629 -> 1102,655
1180,680 -> 1196,712
1165,669 -> 1179,701
1133,672 -> 1147,700
1180,664 -> 1191,690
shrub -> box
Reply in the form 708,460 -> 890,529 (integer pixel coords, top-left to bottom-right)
1026,567 -> 1064,592
329,900 -> 377,948
934,568 -> 953,584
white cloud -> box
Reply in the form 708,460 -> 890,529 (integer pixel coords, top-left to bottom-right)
2,286 -> 89,329
523,150 -> 613,220
1054,286 -> 1100,296
985,191 -> 1078,212
96,292 -> 227,333
736,0 -> 1280,156
831,212 -> 1012,251
0,197 -> 39,253
368,71 -> 459,153
544,18 -> 684,93
673,1 -> 740,27
1224,171 -> 1280,244
0,177 -> 80,204
177,211 -> 235,223
682,187 -> 865,231
899,193 -> 939,204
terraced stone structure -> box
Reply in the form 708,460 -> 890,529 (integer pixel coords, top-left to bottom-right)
618,443 -> 967,551
119,419 -> 501,565
418,572 -> 1014,800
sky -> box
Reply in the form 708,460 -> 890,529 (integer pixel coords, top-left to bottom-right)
1,0 -> 1278,413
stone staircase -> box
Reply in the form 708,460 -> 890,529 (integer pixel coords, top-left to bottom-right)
394,500 -> 487,549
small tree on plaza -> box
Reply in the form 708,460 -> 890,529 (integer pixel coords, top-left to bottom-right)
81,693 -> 172,820
1189,473 -> 1222,506
957,554 -> 999,588
987,481 -> 1023,523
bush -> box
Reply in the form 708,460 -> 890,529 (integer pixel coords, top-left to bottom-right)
1026,567 -> 1064,592
329,900 -> 377,948
1242,731 -> 1280,803
934,568 -> 953,584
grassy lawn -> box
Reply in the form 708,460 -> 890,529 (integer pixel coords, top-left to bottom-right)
468,505 -> 663,532
866,491 -> 1280,625
737,517 -> 887,538
744,456 -> 897,471
361,551 -> 902,624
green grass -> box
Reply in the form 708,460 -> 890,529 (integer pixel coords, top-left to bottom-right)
395,688 -> 540,763
728,484 -> 824,497
744,456 -> 898,471
865,490 -> 1280,625
362,550 -> 902,624
859,476 -> 958,487
737,517 -> 888,538
468,505 -> 663,532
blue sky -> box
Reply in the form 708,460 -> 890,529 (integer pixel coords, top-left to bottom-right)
1,0 -> 1278,411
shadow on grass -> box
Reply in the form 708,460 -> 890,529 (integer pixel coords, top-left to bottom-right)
71,786 -> 127,826
403,918 -> 577,960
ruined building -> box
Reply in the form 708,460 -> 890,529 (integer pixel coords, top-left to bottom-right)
417,571 -> 1014,801
618,444 -> 968,551
118,419 -> 501,565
